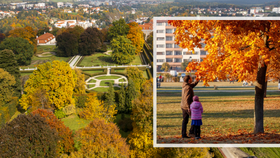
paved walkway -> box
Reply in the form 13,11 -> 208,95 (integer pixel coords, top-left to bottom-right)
68,55 -> 81,68
219,147 -> 252,158
85,74 -> 128,90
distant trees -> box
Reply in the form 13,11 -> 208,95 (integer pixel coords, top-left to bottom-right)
0,68 -> 15,107
0,49 -> 21,97
126,67 -> 146,92
56,32 -> 79,57
20,61 -> 79,111
127,22 -> 145,55
111,36 -> 136,64
161,62 -> 171,72
146,32 -> 153,50
181,60 -> 190,70
78,28 -> 103,56
0,114 -> 60,157
0,37 -> 34,66
108,18 -> 130,40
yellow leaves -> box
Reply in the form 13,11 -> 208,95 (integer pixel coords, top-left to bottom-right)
127,22 -> 144,55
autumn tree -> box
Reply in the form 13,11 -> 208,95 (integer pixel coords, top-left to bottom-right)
56,32 -> 79,57
0,114 -> 59,157
125,79 -> 137,113
37,27 -> 50,36
0,33 -> 5,43
111,36 -> 136,64
73,68 -> 86,95
0,68 -> 15,107
161,62 -> 171,72
0,37 -> 34,66
169,20 -> 280,133
108,18 -> 130,40
31,109 -> 75,156
74,118 -> 130,157
78,28 -> 103,56
181,60 -> 190,70
127,22 -> 145,54
126,67 -> 146,92
0,49 -> 21,97
146,31 -> 153,50
79,92 -> 117,123
20,60 -> 77,111
8,26 -> 37,53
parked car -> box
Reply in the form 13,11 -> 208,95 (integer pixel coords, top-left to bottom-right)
170,70 -> 177,77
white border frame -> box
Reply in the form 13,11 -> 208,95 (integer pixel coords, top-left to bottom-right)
153,16 -> 280,147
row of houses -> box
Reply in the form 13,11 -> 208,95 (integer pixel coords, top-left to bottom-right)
54,20 -> 96,29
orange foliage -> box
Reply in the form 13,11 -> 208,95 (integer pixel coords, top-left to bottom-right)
31,109 -> 75,156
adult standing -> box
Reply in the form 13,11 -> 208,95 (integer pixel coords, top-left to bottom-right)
181,75 -> 199,138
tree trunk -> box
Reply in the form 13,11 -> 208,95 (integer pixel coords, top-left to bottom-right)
263,81 -> 267,98
254,63 -> 267,134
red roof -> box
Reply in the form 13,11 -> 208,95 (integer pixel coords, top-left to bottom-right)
36,33 -> 55,44
139,23 -> 153,30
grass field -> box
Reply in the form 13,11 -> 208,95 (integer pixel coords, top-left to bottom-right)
36,45 -> 57,54
95,76 -> 121,80
240,147 -> 280,158
80,53 -> 142,66
157,91 -> 280,143
82,70 -> 104,75
92,87 -> 120,92
87,84 -> 95,88
88,79 -> 96,83
119,78 -> 125,82
100,80 -> 115,86
20,55 -> 70,69
160,81 -> 279,87
61,114 -> 91,131
143,70 -> 148,79
114,69 -> 126,73
20,72 -> 33,76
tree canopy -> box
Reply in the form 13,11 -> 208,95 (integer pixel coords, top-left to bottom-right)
0,37 -> 34,66
108,18 -> 130,40
0,68 -> 15,107
56,32 -> 79,57
20,60 -> 78,111
127,22 -> 145,54
0,49 -> 21,97
169,20 -> 280,133
78,28 -> 103,56
111,36 -> 136,64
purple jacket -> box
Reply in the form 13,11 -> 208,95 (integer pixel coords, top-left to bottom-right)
190,101 -> 203,120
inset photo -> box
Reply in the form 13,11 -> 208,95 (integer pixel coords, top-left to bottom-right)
153,17 -> 280,147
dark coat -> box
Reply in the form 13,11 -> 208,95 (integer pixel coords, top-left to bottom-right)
181,80 -> 199,112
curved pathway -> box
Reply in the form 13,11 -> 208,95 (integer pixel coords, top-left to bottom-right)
85,74 -> 128,90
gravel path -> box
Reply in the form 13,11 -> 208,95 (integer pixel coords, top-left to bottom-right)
220,147 -> 251,158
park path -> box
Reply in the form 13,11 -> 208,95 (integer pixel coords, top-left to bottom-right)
68,55 -> 81,68
219,148 -> 251,158
85,74 -> 128,90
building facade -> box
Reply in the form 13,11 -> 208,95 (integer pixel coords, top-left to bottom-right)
155,20 -> 207,72
36,33 -> 56,45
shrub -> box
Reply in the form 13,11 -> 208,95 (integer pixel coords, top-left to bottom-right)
74,94 -> 88,108
32,109 -> 75,156
0,114 -> 59,157
62,104 -> 76,116
55,109 -> 66,119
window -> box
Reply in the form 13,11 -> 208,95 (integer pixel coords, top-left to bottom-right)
174,44 -> 180,48
175,51 -> 182,55
157,52 -> 164,55
201,51 -> 207,55
166,58 -> 173,62
157,59 -> 164,62
157,30 -> 164,33
157,37 -> 164,41
157,23 -> 163,26
157,44 -> 164,48
166,51 -> 173,55
183,51 -> 192,55
166,36 -> 173,41
166,29 -> 173,33
174,58 -> 182,62
201,43 -> 206,48
166,44 -> 173,48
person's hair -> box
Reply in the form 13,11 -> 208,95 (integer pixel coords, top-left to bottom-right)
184,75 -> 191,83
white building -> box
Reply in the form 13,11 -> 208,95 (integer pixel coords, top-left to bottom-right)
155,20 -> 207,72
250,7 -> 264,14
36,33 -> 56,45
54,20 -> 93,29
34,3 -> 45,9
57,2 -> 64,8
65,3 -> 73,8
272,7 -> 280,13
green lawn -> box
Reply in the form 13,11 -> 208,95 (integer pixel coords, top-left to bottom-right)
79,53 -> 143,66
92,87 -> 120,92
88,79 -> 96,83
61,114 -> 91,131
36,45 -> 57,54
143,70 -> 148,79
83,70 -> 104,75
119,78 -> 125,82
240,148 -> 280,158
157,91 -> 280,143
114,69 -> 126,73
20,72 -> 33,76
100,80 -> 115,86
87,84 -> 96,88
20,55 -> 70,69
95,76 -> 121,80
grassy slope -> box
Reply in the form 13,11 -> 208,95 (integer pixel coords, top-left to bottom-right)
36,45 -> 57,54
240,148 -> 280,158
61,114 -> 91,131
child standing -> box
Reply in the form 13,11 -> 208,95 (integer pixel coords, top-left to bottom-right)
190,96 -> 203,139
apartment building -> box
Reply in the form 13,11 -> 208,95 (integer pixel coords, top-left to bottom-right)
155,20 -> 207,72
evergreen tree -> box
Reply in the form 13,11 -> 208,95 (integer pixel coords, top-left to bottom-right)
117,84 -> 126,113
105,82 -> 115,107
0,49 -> 21,97
125,79 -> 137,113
